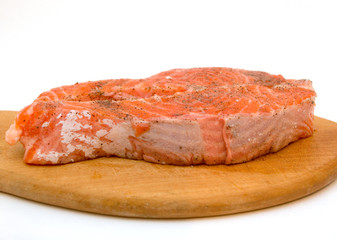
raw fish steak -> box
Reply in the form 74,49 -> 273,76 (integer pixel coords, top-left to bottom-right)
5,68 -> 316,165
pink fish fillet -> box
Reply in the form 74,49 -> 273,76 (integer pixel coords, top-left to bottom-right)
5,67 -> 316,165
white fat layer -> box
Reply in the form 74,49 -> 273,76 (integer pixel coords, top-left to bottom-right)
36,149 -> 68,164
103,123 -> 134,153
102,119 -> 114,127
82,110 -> 91,119
55,110 -> 99,159
38,110 -> 134,163
42,121 -> 50,128
96,129 -> 108,138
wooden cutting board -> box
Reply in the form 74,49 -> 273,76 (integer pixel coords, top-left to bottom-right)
1,111 -> 337,218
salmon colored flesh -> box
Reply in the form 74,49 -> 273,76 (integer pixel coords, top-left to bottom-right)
5,68 -> 316,165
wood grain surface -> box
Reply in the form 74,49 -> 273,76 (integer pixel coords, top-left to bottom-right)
1,111 -> 337,218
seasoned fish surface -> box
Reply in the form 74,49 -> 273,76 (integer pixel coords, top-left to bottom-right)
6,68 -> 316,165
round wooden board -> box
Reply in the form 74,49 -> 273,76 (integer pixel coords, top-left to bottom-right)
1,111 -> 337,218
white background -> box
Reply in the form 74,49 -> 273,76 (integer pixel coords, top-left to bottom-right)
0,0 -> 336,239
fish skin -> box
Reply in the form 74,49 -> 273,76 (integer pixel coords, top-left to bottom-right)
5,67 -> 316,165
